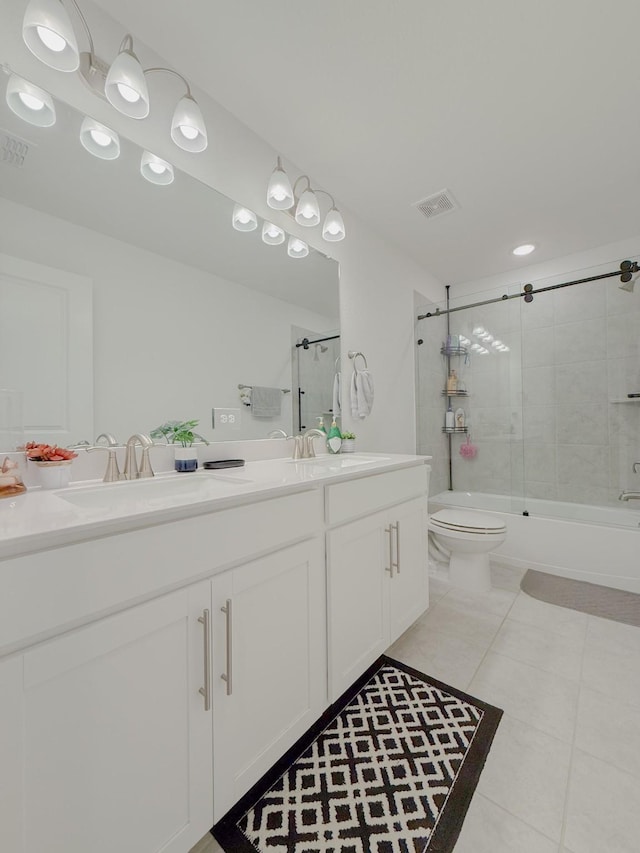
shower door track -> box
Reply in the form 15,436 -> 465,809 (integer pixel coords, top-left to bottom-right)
417,259 -> 639,321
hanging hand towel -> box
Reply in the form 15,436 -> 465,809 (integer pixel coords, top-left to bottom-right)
251,386 -> 282,418
332,371 -> 341,415
350,369 -> 374,419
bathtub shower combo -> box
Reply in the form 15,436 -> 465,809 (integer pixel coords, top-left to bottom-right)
417,257 -> 640,595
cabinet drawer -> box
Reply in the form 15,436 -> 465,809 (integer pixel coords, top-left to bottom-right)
0,489 -> 322,656
325,464 -> 429,526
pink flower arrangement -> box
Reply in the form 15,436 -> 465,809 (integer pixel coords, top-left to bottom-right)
25,442 -> 78,462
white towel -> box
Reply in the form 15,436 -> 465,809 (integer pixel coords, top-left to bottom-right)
251,386 -> 282,418
350,369 -> 374,419
332,372 -> 341,415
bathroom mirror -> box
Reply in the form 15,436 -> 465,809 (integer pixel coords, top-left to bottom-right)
0,87 -> 340,448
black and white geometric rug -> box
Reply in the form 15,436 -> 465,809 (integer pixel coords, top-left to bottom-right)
213,655 -> 502,853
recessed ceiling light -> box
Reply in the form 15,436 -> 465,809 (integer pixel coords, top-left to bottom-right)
513,244 -> 536,256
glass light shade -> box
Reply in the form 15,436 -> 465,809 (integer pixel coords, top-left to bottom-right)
140,151 -> 174,185
267,159 -> 294,210
295,188 -> 320,227
79,117 -> 120,160
262,222 -> 285,245
6,75 -> 56,127
287,237 -> 309,259
105,49 -> 150,119
170,95 -> 207,152
232,204 -> 258,232
322,207 -> 346,242
22,0 -> 80,71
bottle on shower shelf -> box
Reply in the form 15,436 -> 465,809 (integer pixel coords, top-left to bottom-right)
447,369 -> 458,393
445,404 -> 455,430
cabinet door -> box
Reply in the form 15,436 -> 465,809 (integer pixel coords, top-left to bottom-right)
212,539 -> 326,821
327,510 -> 390,700
388,497 -> 429,643
20,583 -> 213,853
0,655 -> 23,852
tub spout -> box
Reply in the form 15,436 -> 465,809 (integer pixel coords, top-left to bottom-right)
619,491 -> 640,501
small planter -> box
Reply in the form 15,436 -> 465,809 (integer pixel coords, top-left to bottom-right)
174,446 -> 198,473
34,459 -> 73,489
340,439 -> 356,453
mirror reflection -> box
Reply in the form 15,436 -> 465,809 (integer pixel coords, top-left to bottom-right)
0,84 -> 340,450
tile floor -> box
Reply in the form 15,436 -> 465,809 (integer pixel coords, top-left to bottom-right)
191,564 -> 640,853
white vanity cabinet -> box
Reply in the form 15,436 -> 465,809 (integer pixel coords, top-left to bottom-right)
4,582 -> 214,853
211,538 -> 326,821
326,466 -> 430,700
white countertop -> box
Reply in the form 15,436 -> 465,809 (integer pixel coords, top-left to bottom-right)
0,453 -> 431,559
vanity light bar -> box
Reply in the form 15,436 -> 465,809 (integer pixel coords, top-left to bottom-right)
4,72 -> 179,183
20,0 -> 208,153
266,157 -> 346,243
231,205 -> 311,259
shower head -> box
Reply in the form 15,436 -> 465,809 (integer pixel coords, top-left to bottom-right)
313,343 -> 328,359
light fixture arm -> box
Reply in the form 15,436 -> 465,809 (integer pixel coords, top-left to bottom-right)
144,66 -> 192,97
67,0 -> 96,60
292,175 -> 312,197
313,188 -> 337,208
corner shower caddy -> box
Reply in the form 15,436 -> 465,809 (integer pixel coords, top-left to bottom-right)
440,343 -> 468,434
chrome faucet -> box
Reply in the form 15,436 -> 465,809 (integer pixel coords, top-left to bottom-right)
123,433 -> 155,480
268,429 -> 289,439
95,433 -> 119,447
619,491 -> 640,501
302,429 -> 327,459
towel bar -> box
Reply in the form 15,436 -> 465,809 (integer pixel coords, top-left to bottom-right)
237,384 -> 291,393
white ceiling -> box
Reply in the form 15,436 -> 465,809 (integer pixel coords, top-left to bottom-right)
93,0 -> 640,284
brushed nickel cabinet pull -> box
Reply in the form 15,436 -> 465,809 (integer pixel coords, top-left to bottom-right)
197,609 -> 211,711
220,599 -> 233,696
384,526 -> 394,576
393,521 -> 401,574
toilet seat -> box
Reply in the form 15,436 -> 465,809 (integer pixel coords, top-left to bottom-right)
429,508 -> 506,535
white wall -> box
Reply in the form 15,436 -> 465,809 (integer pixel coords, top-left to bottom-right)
0,0 -> 444,453
1,197 -> 338,442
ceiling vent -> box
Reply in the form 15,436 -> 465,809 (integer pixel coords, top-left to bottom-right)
414,189 -> 459,220
0,129 -> 31,168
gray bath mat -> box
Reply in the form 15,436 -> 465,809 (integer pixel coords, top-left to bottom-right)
521,570 -> 640,628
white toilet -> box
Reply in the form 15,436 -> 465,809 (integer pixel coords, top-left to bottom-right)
429,508 -> 507,593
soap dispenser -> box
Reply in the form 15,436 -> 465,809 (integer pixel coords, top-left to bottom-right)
316,416 -> 327,436
327,417 -> 342,454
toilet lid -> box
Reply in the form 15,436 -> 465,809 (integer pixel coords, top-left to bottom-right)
430,508 -> 506,533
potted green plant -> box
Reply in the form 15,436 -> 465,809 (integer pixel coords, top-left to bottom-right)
150,420 -> 209,472
340,431 -> 356,452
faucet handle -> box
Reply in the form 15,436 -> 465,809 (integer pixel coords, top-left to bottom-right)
87,444 -> 125,482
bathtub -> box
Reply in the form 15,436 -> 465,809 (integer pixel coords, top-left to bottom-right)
430,490 -> 640,594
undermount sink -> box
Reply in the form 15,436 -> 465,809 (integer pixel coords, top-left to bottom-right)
290,454 -> 391,468
56,472 -> 253,510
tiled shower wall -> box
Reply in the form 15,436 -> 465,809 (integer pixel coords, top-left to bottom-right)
417,268 -> 640,506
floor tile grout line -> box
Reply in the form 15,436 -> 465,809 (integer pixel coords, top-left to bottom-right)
557,609 -> 589,852
462,577 -> 520,691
